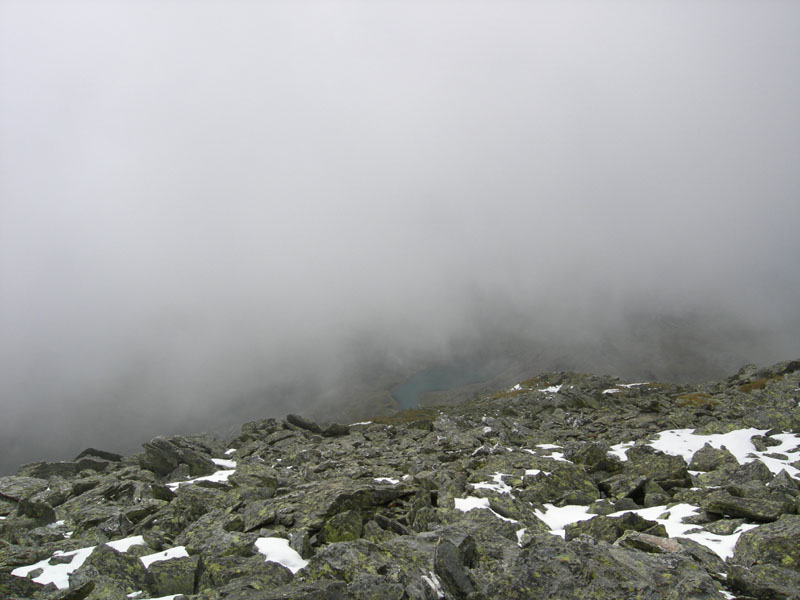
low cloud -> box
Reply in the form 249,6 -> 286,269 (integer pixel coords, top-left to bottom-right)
1,1 -> 799,473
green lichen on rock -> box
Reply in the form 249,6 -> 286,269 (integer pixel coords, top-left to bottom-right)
320,510 -> 363,543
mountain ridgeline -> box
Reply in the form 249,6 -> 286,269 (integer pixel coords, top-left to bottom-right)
2,359 -> 800,599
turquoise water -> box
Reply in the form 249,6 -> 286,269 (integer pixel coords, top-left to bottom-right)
390,363 -> 495,410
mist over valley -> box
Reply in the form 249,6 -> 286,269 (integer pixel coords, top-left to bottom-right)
1,1 -> 799,475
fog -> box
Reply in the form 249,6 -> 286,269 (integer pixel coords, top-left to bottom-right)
2,1 -> 799,474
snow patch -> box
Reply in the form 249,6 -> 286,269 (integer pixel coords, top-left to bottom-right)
648,428 -> 800,478
167,467 -> 236,490
255,537 -> 308,573
11,546 -> 95,589
422,571 -> 445,598
107,535 -> 146,552
609,441 -> 635,462
538,385 -> 562,394
534,501 -> 760,559
454,496 -> 518,523
374,477 -> 400,485
516,528 -> 527,546
534,504 -> 594,538
470,472 -> 512,494
140,546 -> 189,568
607,503 -> 759,560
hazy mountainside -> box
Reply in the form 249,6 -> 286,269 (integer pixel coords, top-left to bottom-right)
2,359 -> 800,599
5,306 -> 791,479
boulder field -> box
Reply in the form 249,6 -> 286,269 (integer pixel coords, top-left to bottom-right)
2,359 -> 800,599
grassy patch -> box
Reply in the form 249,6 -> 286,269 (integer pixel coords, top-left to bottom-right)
739,377 -> 769,393
370,407 -> 442,425
676,392 -> 718,407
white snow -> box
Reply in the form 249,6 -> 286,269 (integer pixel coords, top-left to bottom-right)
453,496 -> 518,523
606,427 -> 800,478
603,388 -> 620,395
350,421 -> 373,426
543,452 -> 571,463
620,382 -> 648,388
606,503 -> 759,560
211,458 -> 237,469
374,477 -> 400,485
533,501 -> 760,559
11,536 -> 150,589
516,528 -> 527,546
510,383 -> 522,391
167,467 -> 236,490
224,448 -> 236,455
128,594 -> 182,600
422,571 -> 445,598
647,428 -> 800,478
534,504 -> 595,538
536,443 -> 562,450
11,546 -> 95,589
107,535 -> 146,552
255,537 -> 308,573
538,385 -> 562,394
609,441 -> 635,462
455,496 -> 491,512
482,426 -> 492,434
470,472 -> 512,494
140,546 -> 189,569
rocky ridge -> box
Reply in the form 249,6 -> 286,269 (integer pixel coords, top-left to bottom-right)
2,359 -> 800,599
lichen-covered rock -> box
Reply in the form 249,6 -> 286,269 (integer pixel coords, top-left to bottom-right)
728,563 -> 800,600
433,538 -> 475,598
346,572 -> 406,600
144,554 -> 200,596
688,443 -> 740,472
321,510 -> 363,543
68,566 -> 131,600
732,514 -> 800,571
76,543 -> 147,590
0,571 -> 54,599
139,437 -> 217,477
625,445 -> 692,490
703,489 -> 793,522
242,499 -> 277,532
493,533 -> 724,599
197,553 -> 293,590
519,462 -> 600,504
565,511 -> 665,543
0,476 -> 49,501
174,511 -> 256,560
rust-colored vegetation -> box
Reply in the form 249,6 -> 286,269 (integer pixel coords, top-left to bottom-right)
676,392 -> 719,407
739,377 -> 770,393
371,407 -> 442,425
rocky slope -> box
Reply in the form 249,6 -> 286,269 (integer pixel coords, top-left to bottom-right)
2,360 -> 800,600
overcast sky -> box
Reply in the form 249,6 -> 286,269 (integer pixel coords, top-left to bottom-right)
1,1 -> 799,472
